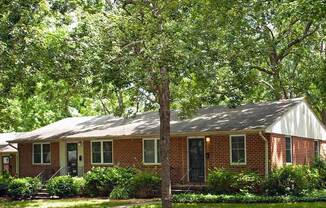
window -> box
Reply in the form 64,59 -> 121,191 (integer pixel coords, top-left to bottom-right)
33,143 -> 51,164
143,139 -> 160,164
285,136 -> 292,163
91,140 -> 113,164
230,135 -> 246,164
315,141 -> 320,158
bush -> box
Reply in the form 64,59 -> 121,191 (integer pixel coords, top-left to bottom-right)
73,177 -> 86,195
8,177 -> 41,199
47,176 -> 85,198
131,172 -> 161,198
84,167 -> 136,196
0,172 -> 12,196
109,186 -> 130,199
312,157 -> 326,188
172,193 -> 326,204
207,169 -> 236,194
264,165 -> 319,196
232,172 -> 263,194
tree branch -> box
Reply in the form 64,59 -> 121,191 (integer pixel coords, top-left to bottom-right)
279,21 -> 318,60
248,65 -> 274,76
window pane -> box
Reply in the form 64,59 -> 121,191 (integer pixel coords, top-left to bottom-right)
285,137 -> 292,163
92,142 -> 101,163
157,140 -> 160,163
231,136 -> 245,163
315,141 -> 319,158
42,144 -> 51,163
33,144 -> 41,163
144,140 -> 155,163
238,150 -> 245,163
232,150 -> 239,163
103,141 -> 112,163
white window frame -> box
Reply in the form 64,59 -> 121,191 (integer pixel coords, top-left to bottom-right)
229,134 -> 247,165
143,138 -> 160,165
91,140 -> 113,165
32,143 -> 51,165
285,136 -> 293,164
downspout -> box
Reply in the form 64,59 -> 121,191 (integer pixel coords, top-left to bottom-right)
259,131 -> 269,178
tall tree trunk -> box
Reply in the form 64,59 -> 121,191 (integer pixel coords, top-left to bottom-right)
322,109 -> 326,125
158,66 -> 172,208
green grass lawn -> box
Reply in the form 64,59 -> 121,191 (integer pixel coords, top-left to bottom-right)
0,197 -> 150,208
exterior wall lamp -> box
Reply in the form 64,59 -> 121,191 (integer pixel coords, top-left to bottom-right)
205,136 -> 211,142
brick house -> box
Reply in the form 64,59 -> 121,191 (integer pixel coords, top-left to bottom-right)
0,133 -> 23,176
10,98 -> 326,183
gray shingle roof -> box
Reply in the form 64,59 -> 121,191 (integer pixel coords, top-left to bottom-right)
0,132 -> 23,152
11,98 -> 304,142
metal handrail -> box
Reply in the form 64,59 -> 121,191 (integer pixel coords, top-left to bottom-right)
180,168 -> 191,182
36,170 -> 45,178
49,167 -> 64,180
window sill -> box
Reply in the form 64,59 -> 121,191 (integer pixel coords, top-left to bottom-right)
143,163 -> 161,166
32,163 -> 51,166
230,163 -> 246,166
91,163 -> 113,165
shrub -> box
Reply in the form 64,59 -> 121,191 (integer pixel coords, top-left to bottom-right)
8,177 -> 41,199
172,193 -> 326,204
232,171 -> 263,194
131,172 -> 161,198
312,157 -> 326,188
0,172 -> 12,196
264,165 -> 319,196
73,177 -> 86,195
84,167 -> 136,196
207,169 -> 235,194
109,186 -> 130,199
47,176 -> 81,198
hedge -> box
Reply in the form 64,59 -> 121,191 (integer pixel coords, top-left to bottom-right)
172,193 -> 326,204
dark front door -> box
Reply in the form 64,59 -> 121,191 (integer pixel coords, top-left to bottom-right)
67,143 -> 78,176
188,138 -> 205,182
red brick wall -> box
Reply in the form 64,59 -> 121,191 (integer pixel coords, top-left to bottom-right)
18,142 -> 60,177
83,134 -> 266,183
292,136 -> 314,165
270,134 -> 286,169
17,133 -> 321,183
207,134 -> 266,176
83,137 -> 188,184
270,133 -> 316,169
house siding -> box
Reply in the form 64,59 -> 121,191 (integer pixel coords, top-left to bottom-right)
18,142 -> 60,177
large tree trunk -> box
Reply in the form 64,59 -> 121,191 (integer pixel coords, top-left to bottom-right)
158,66 -> 172,208
322,109 -> 326,125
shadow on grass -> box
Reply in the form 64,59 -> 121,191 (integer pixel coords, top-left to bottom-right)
0,198 -> 131,208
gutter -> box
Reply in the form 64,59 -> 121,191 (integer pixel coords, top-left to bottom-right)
259,131 -> 269,178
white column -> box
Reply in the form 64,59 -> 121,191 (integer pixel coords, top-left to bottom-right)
59,140 -> 67,175
77,141 -> 84,176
